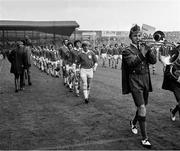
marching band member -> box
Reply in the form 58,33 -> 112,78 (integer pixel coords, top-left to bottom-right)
122,24 -> 157,148
77,41 -> 98,103
161,45 -> 180,121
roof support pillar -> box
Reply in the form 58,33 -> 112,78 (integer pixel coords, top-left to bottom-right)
2,30 -> 5,49
53,32 -> 56,45
74,29 -> 76,41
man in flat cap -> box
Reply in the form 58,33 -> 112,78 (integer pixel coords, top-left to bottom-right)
122,24 -> 157,148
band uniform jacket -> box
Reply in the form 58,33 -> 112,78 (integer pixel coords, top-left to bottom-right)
122,44 -> 157,94
161,45 -> 180,91
162,65 -> 180,91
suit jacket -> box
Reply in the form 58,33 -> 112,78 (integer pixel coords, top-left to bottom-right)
122,44 -> 157,94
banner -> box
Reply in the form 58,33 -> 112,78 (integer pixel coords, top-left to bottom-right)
142,24 -> 156,39
102,31 -> 116,37
82,32 -> 96,36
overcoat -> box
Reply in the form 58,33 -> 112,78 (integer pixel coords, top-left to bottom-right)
8,43 -> 25,75
24,46 -> 32,69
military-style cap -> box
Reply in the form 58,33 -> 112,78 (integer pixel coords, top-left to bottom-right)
129,24 -> 141,39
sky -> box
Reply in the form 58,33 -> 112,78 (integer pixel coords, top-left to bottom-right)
0,0 -> 180,31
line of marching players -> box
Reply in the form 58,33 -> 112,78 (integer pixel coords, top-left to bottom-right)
31,42 -> 125,78
31,39 -> 99,103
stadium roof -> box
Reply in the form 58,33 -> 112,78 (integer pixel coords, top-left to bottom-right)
0,20 -> 79,36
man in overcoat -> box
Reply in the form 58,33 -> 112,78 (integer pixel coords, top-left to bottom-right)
8,41 -> 25,92
23,37 -> 32,86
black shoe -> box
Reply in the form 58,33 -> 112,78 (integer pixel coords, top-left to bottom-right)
69,88 -> 73,92
28,82 -> 32,86
85,98 -> 89,104
15,89 -> 18,93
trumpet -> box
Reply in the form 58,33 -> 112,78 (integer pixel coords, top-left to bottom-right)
138,30 -> 179,66
138,31 -> 176,48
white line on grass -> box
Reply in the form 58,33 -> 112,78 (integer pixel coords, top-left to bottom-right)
38,138 -> 125,150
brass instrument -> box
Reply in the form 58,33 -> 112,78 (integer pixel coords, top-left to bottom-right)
138,30 -> 179,65
138,31 -> 176,48
139,30 -> 180,80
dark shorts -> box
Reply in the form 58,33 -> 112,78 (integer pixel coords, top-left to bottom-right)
129,73 -> 150,107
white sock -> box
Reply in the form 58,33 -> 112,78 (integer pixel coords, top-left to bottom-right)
84,90 -> 88,99
69,83 -> 72,89
87,90 -> 90,97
